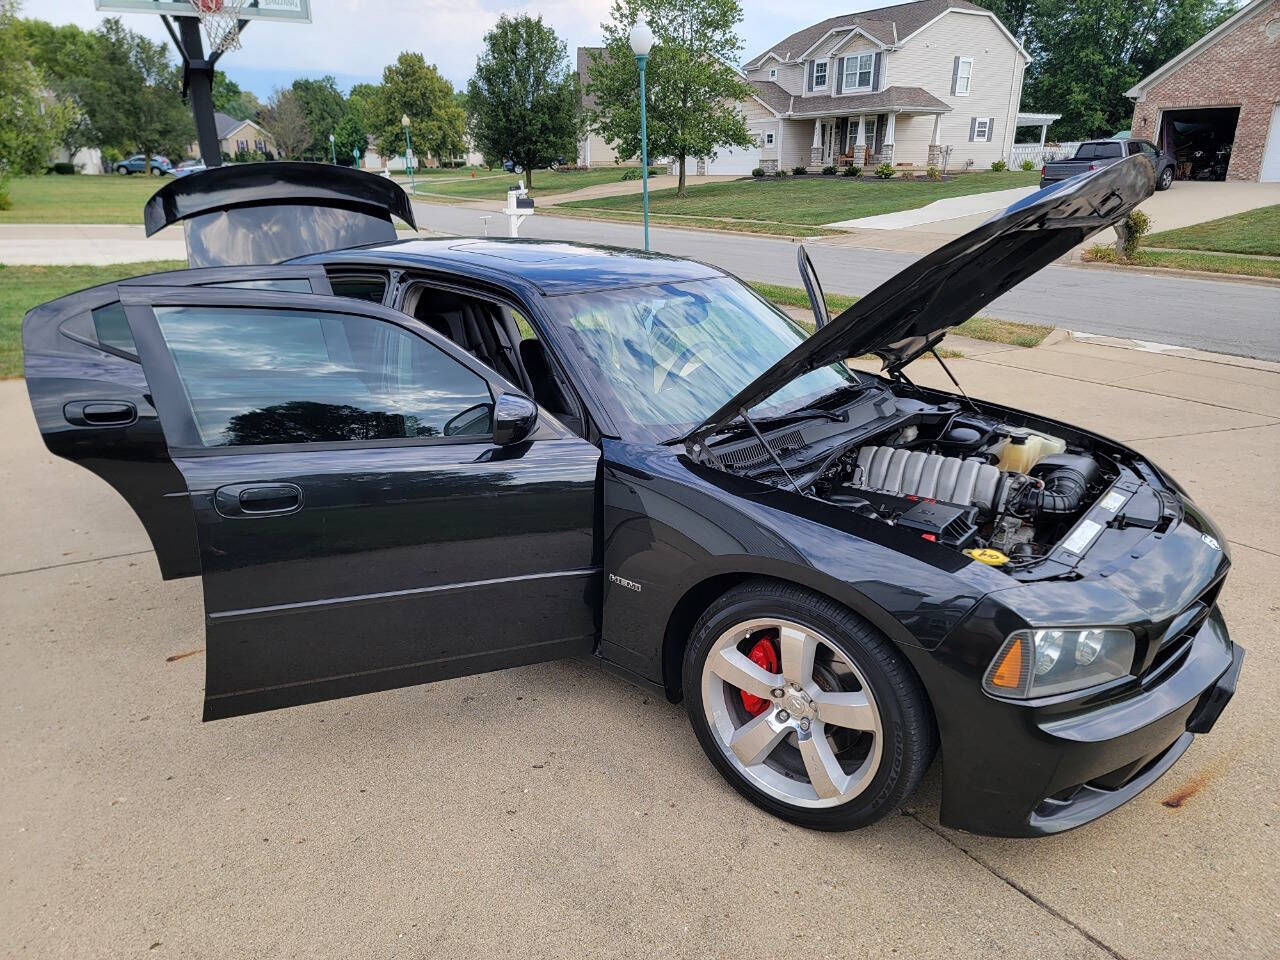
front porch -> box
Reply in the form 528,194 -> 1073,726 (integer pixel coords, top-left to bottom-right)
798,111 -> 947,170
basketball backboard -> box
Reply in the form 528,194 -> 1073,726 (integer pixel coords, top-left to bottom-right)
94,0 -> 311,23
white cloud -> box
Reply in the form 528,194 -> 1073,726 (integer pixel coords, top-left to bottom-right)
28,0 -> 914,92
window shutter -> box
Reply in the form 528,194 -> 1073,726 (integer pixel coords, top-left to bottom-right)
872,52 -> 883,91
836,57 -> 845,94
951,56 -> 961,96
987,117 -> 995,142
807,60 -> 814,92
969,117 -> 978,142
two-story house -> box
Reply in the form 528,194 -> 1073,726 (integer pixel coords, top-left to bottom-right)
742,0 -> 1028,172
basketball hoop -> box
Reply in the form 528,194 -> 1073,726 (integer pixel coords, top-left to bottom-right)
191,0 -> 247,53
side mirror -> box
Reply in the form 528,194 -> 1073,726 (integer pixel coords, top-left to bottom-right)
492,392 -> 538,446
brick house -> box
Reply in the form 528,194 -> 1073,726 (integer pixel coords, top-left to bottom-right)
1127,0 -> 1280,182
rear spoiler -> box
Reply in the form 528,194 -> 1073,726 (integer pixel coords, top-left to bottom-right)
143,162 -> 417,267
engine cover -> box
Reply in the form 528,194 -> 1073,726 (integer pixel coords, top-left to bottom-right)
850,446 -> 1001,511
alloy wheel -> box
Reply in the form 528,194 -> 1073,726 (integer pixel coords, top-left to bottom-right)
700,617 -> 883,808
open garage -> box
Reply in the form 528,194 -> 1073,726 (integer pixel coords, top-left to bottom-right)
1128,0 -> 1280,182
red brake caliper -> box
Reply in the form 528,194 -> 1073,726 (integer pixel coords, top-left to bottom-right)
740,637 -> 779,716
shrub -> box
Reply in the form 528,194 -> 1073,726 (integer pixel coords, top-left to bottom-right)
51,162 -> 77,175
0,174 -> 9,211
990,159 -> 1007,172
1116,209 -> 1150,260
1020,159 -> 1035,172
751,166 -> 766,178
1084,243 -> 1117,263
620,167 -> 641,180
774,168 -> 789,178
842,165 -> 861,178
874,163 -> 894,179
925,166 -> 942,181
792,165 -> 808,176
821,164 -> 837,176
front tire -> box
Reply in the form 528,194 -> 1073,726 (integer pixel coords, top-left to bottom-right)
682,579 -> 936,831
1157,166 -> 1174,190
115,165 -> 130,175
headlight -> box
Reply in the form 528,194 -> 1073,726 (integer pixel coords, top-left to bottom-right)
983,628 -> 1135,698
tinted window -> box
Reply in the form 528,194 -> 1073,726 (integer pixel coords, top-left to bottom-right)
1127,141 -> 1143,155
1075,142 -> 1124,159
92,302 -> 136,356
329,274 -> 388,303
154,306 -> 493,447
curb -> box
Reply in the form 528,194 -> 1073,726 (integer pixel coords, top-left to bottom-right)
1065,331 -> 1280,374
1066,258 -> 1280,288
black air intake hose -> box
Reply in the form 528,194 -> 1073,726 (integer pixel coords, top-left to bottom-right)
1020,454 -> 1101,516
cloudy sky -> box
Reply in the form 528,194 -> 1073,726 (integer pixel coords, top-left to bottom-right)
31,0 -> 905,98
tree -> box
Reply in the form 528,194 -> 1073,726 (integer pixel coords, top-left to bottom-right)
77,19 -> 192,170
467,15 -> 580,188
0,0 -> 57,187
213,71 -> 262,121
261,87 -> 311,160
291,75 -> 347,160
347,82 -> 381,130
587,0 -> 755,195
332,112 -> 366,166
970,0 -> 1234,141
371,52 -> 467,167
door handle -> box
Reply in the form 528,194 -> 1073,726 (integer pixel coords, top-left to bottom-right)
64,400 -> 137,427
213,483 -> 303,518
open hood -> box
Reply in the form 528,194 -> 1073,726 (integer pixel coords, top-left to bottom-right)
687,157 -> 1155,445
144,161 -> 417,267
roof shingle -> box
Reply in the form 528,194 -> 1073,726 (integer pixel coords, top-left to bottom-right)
747,80 -> 951,116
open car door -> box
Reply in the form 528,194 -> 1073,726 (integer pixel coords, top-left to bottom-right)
23,263 -> 336,579
115,284 -> 598,720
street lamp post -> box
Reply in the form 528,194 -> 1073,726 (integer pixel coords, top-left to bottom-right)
401,114 -> 415,193
630,19 -> 655,251
328,132 -> 336,165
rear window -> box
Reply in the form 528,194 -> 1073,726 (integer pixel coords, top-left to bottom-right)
1074,142 -> 1123,159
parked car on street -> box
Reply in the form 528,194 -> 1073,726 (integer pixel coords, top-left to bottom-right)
1041,139 -> 1175,191
21,159 -> 1241,837
171,159 -> 207,178
114,154 -> 173,176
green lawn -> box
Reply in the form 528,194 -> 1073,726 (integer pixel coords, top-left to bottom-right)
414,167 -> 641,201
1145,205 -> 1280,256
544,205 -> 842,237
0,175 -> 166,225
560,170 -> 1039,226
0,261 -> 185,377
1085,245 -> 1280,280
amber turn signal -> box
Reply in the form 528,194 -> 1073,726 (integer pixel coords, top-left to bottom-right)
989,635 -> 1025,690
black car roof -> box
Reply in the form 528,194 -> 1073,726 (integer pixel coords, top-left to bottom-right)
307,237 -> 726,296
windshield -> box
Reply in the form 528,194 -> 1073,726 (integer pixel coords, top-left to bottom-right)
545,277 -> 856,443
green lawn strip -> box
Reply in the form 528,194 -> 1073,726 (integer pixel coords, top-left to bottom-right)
1144,205 -> 1280,257
746,281 -> 1051,347
415,167 -> 636,200
1084,245 -> 1280,280
542,205 -> 843,237
559,171 -> 1038,226
0,261 -> 185,377
0,175 -> 164,225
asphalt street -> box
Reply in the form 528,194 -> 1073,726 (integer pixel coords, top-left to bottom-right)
412,199 -> 1280,361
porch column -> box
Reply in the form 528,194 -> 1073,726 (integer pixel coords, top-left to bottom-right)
1038,123 -> 1048,148
928,113 -> 942,168
809,117 -> 822,169
852,114 -> 867,167
880,112 -> 895,165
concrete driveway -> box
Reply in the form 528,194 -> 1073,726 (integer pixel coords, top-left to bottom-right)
2,331 -> 1276,959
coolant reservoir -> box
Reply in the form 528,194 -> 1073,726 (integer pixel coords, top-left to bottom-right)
995,428 -> 1066,473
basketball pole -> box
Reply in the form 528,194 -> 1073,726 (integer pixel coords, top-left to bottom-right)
162,13 -> 246,168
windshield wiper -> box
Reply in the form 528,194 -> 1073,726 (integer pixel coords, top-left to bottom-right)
750,406 -> 847,427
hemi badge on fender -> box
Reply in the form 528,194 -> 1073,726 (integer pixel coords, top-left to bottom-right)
609,573 -> 642,592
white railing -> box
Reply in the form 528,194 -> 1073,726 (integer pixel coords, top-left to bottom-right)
1010,141 -> 1082,167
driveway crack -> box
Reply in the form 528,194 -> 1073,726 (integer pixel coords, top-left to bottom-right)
903,810 -> 1131,960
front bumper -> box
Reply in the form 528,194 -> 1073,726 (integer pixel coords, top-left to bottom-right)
932,606 -> 1241,837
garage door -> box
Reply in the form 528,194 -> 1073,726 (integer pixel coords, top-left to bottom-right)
704,142 -> 762,175
1263,103 -> 1280,182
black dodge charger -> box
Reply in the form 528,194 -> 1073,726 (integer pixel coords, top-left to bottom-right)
22,158 -> 1242,836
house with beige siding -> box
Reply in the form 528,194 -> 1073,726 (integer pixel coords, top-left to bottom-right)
743,0 -> 1029,172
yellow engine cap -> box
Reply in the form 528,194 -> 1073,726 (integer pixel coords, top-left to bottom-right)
965,548 -> 1010,566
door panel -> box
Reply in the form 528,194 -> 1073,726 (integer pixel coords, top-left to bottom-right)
119,286 -> 600,720
22,265 -> 335,579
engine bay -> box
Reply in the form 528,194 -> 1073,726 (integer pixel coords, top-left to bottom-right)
698,383 -> 1128,573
